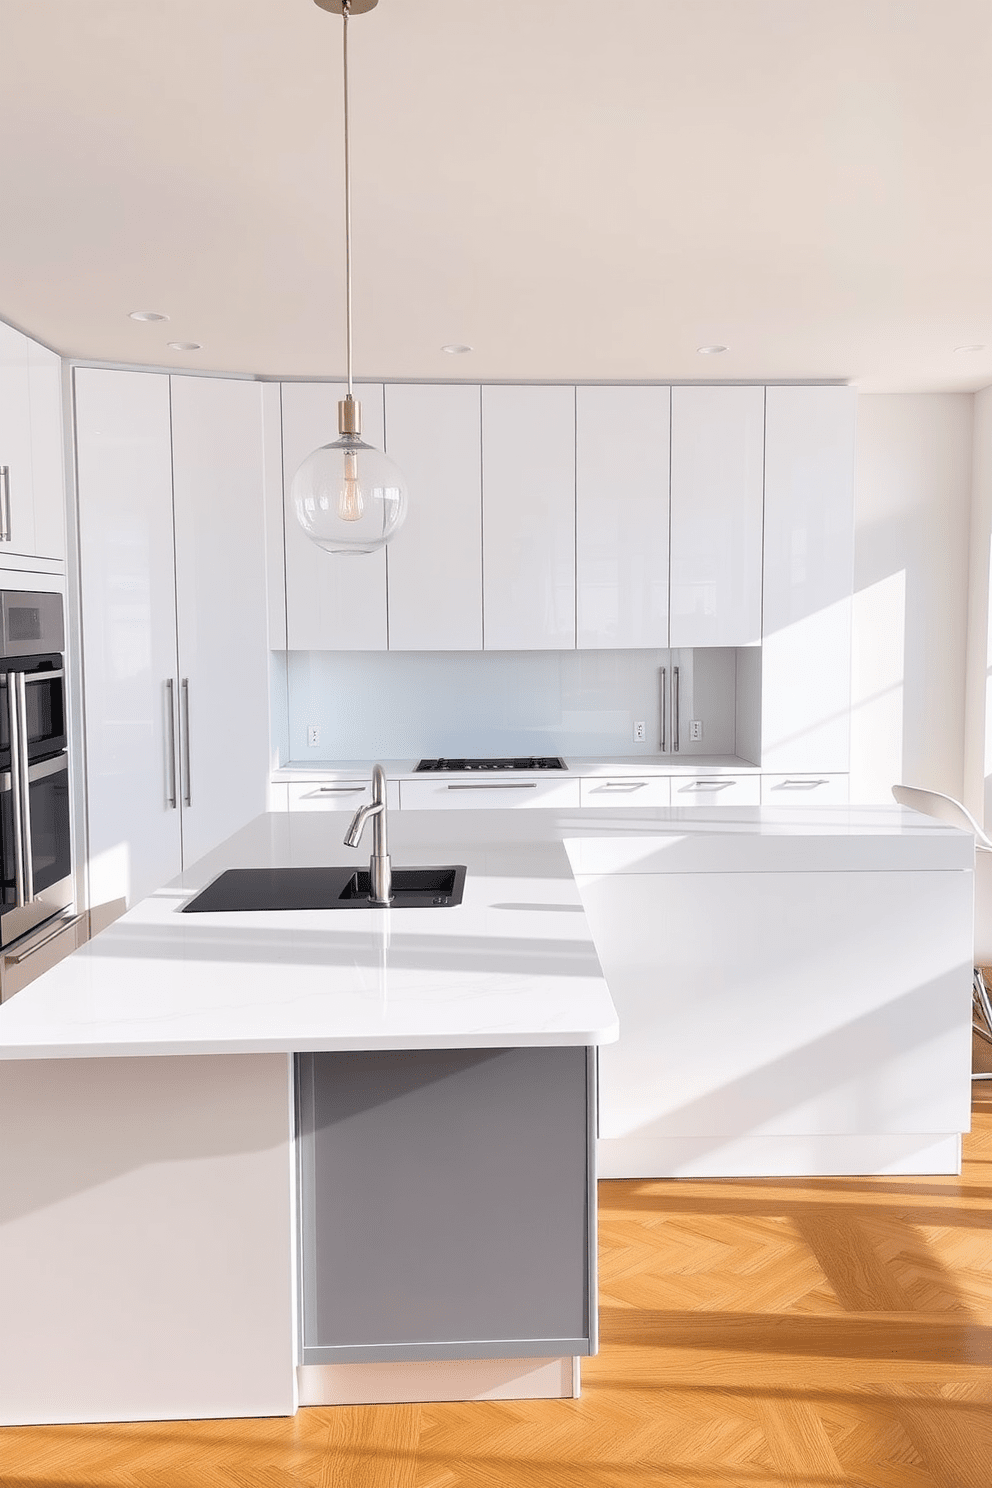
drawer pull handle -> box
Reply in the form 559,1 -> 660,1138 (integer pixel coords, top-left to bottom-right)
303,786 -> 366,796
7,912 -> 85,965
446,782 -> 538,791
776,779 -> 829,790
591,781 -> 646,793
680,779 -> 734,791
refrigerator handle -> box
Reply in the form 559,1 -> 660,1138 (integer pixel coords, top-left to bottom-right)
7,676 -> 26,907
673,665 -> 680,753
181,677 -> 192,808
659,666 -> 667,752
165,678 -> 178,809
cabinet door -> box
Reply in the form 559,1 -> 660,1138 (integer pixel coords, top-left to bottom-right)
74,368 -> 182,907
171,376 -> 270,866
27,341 -> 65,560
761,386 -> 855,773
482,385 -> 575,650
670,386 -> 764,647
0,320 -> 34,556
282,383 -> 387,650
384,384 -> 483,650
576,386 -> 670,648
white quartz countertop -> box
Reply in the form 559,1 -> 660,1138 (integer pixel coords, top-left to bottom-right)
0,805 -> 969,1061
0,812 -> 620,1060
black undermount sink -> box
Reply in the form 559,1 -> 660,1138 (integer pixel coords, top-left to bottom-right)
182,864 -> 467,914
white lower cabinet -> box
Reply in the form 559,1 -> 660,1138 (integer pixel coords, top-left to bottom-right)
580,777 -> 671,808
288,779 -> 400,812
761,773 -> 850,805
400,777 -> 581,811
669,773 -> 760,806
76,369 -> 270,907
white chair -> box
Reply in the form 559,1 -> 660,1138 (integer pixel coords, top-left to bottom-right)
892,784 -> 992,1078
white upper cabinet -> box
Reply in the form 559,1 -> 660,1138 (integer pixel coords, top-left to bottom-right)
0,321 -> 63,563
170,375 -> 270,865
482,385 -> 575,650
576,385 -> 670,649
282,382 -> 387,650
761,385 -> 856,773
384,384 -> 482,650
669,386 -> 764,648
75,368 -> 182,909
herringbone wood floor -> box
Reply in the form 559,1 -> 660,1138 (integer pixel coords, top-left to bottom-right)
2,1072 -> 990,1487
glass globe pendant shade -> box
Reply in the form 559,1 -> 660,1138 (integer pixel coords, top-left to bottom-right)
292,432 -> 408,555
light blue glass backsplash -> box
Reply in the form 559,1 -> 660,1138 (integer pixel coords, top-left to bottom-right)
283,649 -> 742,761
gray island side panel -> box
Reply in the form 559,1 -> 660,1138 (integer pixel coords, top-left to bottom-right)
297,1045 -> 597,1364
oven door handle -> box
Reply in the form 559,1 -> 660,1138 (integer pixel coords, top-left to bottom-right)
16,673 -> 34,902
23,669 -> 64,685
7,676 -> 26,908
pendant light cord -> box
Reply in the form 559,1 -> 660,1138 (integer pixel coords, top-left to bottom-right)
342,0 -> 354,399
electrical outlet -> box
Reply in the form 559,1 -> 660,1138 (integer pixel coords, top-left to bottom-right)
633,720 -> 646,742
690,719 -> 703,741
307,725 -> 320,748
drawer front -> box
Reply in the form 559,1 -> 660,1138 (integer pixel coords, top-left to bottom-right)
1,911 -> 85,1002
761,773 -> 850,805
670,774 -> 760,806
288,780 -> 401,812
580,777 -> 671,808
400,777 -> 581,810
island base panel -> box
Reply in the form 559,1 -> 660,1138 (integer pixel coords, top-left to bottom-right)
297,1355 -> 581,1406
297,1046 -> 597,1366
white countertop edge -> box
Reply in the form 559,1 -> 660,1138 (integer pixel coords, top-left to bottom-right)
272,755 -> 761,782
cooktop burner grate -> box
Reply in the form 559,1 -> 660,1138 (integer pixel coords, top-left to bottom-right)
415,756 -> 567,772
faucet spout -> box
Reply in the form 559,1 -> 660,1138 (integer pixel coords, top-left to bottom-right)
343,764 -> 391,904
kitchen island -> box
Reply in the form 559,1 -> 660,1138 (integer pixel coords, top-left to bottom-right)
0,803 -> 974,1427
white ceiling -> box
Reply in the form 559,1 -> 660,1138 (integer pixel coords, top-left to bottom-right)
2,0 -> 992,391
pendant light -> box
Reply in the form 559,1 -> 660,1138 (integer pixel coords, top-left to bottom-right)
292,0 -> 408,556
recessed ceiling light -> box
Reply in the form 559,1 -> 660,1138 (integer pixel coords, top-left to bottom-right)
954,344 -> 987,353
168,341 -> 201,352
129,310 -> 168,322
441,344 -> 472,355
697,344 -> 729,355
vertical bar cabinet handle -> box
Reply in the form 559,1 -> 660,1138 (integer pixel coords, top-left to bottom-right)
672,665 -> 680,753
181,677 -> 192,808
659,666 -> 666,752
16,673 -> 34,902
165,678 -> 178,809
0,466 -> 10,543
7,676 -> 25,906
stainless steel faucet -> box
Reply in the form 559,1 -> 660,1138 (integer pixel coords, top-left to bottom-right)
343,763 -> 392,905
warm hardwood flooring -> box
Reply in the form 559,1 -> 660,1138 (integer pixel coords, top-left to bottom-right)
2,1076 -> 990,1488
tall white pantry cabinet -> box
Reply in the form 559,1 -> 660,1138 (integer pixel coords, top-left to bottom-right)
74,369 -> 272,910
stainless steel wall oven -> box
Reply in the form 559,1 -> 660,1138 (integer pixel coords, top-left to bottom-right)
0,592 -> 72,948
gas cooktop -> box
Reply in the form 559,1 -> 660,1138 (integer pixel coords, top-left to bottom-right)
415,756 -> 567,772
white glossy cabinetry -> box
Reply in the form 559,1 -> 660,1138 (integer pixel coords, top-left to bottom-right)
482,385 -> 575,650
282,382 -> 387,650
288,779 -> 400,812
669,773 -> 760,806
580,776 -> 671,808
76,369 -> 270,906
669,386 -> 764,648
761,386 -> 856,773
576,386 -> 670,649
385,384 -> 482,650
170,376 -> 271,865
0,322 -> 64,563
401,776 -> 581,810
75,370 -> 182,908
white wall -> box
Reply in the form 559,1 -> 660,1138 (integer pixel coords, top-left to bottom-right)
964,386 -> 992,824
850,394 -> 973,805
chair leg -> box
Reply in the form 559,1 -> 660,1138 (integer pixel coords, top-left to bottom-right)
973,968 -> 992,1043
